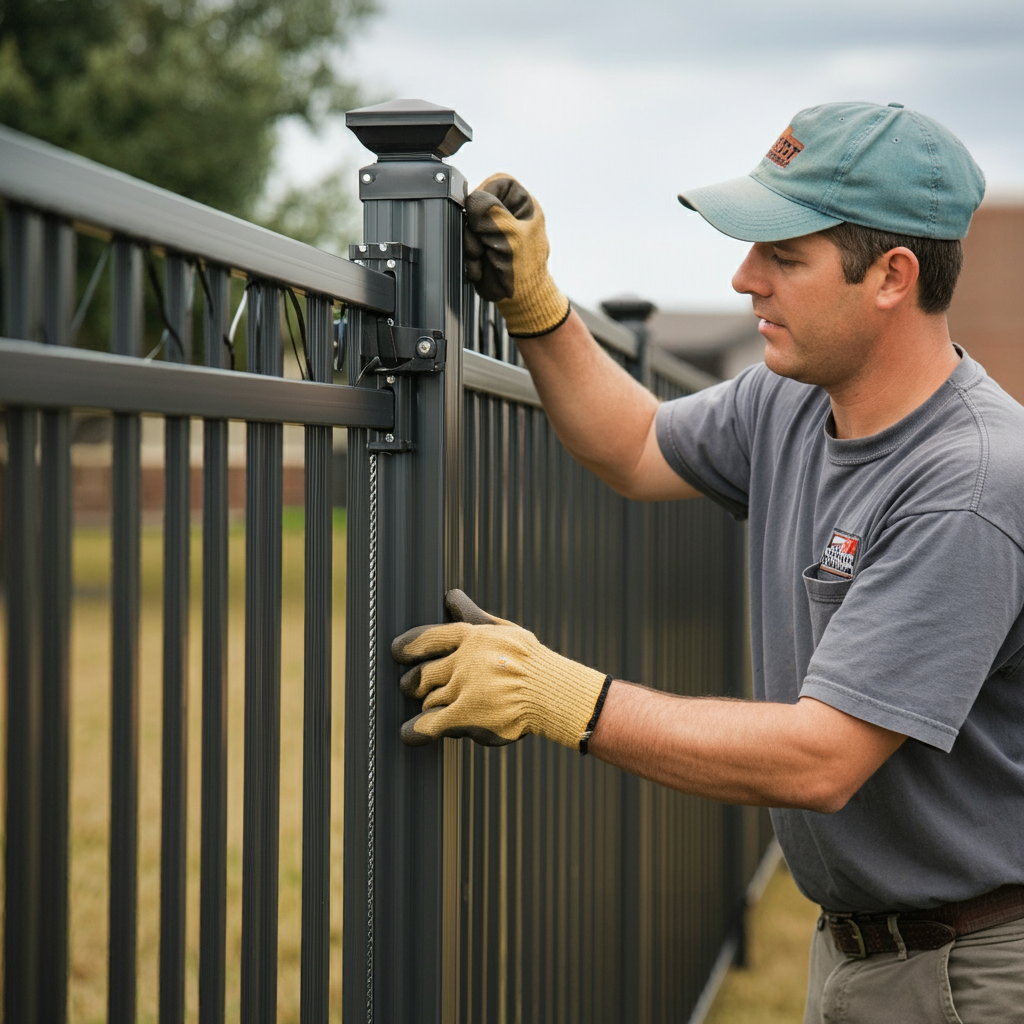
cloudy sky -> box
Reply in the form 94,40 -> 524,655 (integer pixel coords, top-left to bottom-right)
278,0 -> 1024,312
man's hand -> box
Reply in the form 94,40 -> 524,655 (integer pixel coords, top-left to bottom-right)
392,590 -> 610,750
464,174 -> 570,338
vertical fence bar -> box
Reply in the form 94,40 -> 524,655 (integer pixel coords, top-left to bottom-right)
199,263 -> 231,1024
602,300 -> 654,1021
38,213 -> 75,1024
301,293 -> 333,1023
342,101 -> 468,1023
240,281 -> 284,1021
4,205 -> 44,1024
160,253 -> 193,1024
109,237 -> 144,1024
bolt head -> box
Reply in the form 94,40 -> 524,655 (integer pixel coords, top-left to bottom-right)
386,374 -> 396,384
385,433 -> 395,443
416,338 -> 436,358
379,243 -> 388,252
386,258 -> 396,269
361,173 -> 373,184
358,244 -> 368,252
435,171 -> 446,183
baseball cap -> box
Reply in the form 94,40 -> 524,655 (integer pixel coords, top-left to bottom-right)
678,102 -> 985,242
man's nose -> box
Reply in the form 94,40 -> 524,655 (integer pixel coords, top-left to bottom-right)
732,245 -> 768,296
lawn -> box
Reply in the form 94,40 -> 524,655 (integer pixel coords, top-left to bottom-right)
64,512 -> 347,1024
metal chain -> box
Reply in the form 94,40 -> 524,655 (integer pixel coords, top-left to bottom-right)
366,451 -> 378,1023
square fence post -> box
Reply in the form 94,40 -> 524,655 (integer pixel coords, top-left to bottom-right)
343,99 -> 470,1024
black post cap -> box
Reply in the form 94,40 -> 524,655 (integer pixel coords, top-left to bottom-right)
600,296 -> 657,324
345,99 -> 472,161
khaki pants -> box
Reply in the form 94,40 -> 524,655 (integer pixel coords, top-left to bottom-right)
804,916 -> 1024,1023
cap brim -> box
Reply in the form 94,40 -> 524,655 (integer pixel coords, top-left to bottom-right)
678,175 -> 841,242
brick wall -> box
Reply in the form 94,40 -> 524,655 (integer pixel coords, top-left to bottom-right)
948,201 -> 1024,404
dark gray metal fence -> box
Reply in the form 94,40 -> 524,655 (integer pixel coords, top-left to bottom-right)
1,101 -> 772,1024
341,102 -> 773,1024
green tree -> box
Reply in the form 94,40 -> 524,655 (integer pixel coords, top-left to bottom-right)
0,0 -> 376,247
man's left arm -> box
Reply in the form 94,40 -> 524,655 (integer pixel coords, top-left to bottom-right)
588,684 -> 905,814
393,590 -> 905,814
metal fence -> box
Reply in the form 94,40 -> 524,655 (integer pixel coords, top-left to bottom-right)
1,99 -> 772,1023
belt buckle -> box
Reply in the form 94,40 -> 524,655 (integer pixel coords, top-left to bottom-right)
845,918 -> 868,960
829,914 -> 869,959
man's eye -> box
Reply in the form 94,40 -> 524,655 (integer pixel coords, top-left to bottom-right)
769,252 -> 796,266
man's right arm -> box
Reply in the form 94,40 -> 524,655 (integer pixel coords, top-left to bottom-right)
515,309 -> 701,502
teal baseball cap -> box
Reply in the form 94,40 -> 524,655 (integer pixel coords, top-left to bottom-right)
678,102 -> 985,242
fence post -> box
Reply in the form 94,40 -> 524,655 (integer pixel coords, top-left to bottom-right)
343,99 -> 470,1024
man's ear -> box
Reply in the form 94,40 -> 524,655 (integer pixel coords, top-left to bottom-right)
874,247 -> 920,311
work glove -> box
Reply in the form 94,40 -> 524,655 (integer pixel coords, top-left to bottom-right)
464,174 -> 571,338
392,589 -> 612,752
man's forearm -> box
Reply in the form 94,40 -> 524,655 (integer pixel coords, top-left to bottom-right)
516,310 -> 697,500
588,681 -> 906,813
515,310 -> 657,492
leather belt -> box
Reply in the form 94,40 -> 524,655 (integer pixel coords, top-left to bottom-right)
823,883 -> 1024,959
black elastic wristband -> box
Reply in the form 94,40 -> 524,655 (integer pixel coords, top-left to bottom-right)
507,301 -> 572,340
579,675 -> 614,755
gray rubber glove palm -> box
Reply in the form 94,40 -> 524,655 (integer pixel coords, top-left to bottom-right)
392,590 -> 610,750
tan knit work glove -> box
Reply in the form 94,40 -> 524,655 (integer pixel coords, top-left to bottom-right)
464,174 -> 571,338
392,590 -> 611,751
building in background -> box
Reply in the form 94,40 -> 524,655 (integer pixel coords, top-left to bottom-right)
948,197 -> 1024,404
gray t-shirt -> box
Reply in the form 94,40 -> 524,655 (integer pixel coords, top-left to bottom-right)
656,350 -> 1024,912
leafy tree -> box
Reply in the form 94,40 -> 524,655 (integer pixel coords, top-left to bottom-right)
0,0 -> 377,247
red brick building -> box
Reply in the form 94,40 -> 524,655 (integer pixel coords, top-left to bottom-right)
948,199 -> 1024,404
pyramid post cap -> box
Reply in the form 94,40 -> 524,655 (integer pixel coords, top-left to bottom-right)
345,99 -> 472,161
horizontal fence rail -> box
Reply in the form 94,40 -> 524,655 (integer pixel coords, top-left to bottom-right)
0,126 -> 395,312
0,336 -> 394,426
2,100 -> 771,1024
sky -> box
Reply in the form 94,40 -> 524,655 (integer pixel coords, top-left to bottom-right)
276,0 -> 1024,312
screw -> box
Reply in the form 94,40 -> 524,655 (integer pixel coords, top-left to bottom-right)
435,172 -> 446,183
386,258 -> 396,269
361,173 -> 373,183
358,244 -> 368,253
385,433 -> 395,443
416,337 -> 436,358
379,243 -> 388,252
386,375 -> 396,384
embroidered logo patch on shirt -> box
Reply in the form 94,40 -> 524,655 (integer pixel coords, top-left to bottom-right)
819,529 -> 860,579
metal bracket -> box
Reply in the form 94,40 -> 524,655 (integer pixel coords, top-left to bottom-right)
358,317 -> 446,377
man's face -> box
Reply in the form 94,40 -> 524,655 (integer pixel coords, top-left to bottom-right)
731,233 -> 881,390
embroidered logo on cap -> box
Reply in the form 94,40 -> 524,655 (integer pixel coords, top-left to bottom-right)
766,126 -> 805,168
819,529 -> 860,579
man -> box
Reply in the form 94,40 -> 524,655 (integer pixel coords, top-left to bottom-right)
392,101 -> 1024,1021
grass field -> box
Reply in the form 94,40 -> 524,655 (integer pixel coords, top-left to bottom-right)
2,512 -> 817,1022
62,513 -> 347,1024
706,860 -> 821,1024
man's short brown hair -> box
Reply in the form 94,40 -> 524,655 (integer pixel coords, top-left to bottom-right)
822,223 -> 964,315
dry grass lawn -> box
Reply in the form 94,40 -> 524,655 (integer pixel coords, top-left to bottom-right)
705,859 -> 821,1024
63,513 -> 347,1024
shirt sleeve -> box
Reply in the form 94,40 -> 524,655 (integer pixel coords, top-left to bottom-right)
799,510 -> 1024,751
655,364 -> 768,520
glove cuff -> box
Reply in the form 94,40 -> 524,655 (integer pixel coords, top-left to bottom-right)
527,647 -> 611,750
498,274 -> 570,338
